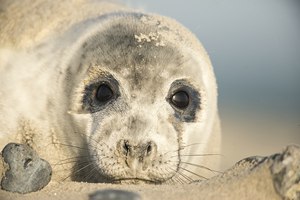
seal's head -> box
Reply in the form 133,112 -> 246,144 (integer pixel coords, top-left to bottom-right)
66,13 -> 220,183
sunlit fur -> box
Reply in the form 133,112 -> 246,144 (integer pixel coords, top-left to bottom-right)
0,0 -> 221,184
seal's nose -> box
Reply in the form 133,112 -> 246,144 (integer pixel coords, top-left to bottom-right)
118,140 -> 157,171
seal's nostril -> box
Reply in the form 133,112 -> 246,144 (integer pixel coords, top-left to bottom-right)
145,141 -> 157,158
124,142 -> 129,152
121,140 -> 130,155
146,144 -> 152,155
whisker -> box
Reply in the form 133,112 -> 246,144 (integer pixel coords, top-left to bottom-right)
68,130 -> 110,152
164,168 -> 177,184
173,153 -> 222,158
164,172 -> 177,185
52,155 -> 96,165
179,161 -> 222,174
61,162 -> 95,182
82,166 -> 99,182
52,142 -> 90,151
53,160 -> 82,166
179,143 -> 203,149
174,171 -> 194,183
177,171 -> 194,183
178,166 -> 208,180
167,167 -> 191,184
163,149 -> 179,156
162,143 -> 208,157
53,159 -> 97,167
166,178 -> 175,184
88,136 -> 110,150
171,174 -> 185,184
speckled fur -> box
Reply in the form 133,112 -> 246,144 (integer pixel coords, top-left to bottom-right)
0,0 -> 220,183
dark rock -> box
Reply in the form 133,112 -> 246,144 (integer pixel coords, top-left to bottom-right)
89,189 -> 141,200
0,143 -> 52,194
270,145 -> 300,200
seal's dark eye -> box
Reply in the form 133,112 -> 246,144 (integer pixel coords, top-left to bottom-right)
171,91 -> 189,109
96,84 -> 113,102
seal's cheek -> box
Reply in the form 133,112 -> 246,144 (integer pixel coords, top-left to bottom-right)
69,112 -> 94,137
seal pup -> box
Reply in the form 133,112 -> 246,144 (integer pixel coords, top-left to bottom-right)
0,0 -> 221,184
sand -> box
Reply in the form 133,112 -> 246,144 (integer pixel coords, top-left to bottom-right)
1,145 -> 300,200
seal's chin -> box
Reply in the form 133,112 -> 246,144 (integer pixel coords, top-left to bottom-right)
95,167 -> 175,184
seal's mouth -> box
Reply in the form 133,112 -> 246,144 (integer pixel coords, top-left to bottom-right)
112,177 -> 163,184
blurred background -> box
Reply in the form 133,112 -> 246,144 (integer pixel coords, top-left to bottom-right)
124,0 -> 300,170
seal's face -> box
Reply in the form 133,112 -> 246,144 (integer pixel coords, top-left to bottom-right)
69,14 -> 218,183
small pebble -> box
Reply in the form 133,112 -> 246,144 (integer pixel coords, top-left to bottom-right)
1,143 -> 52,194
89,189 -> 142,200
